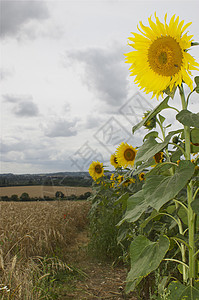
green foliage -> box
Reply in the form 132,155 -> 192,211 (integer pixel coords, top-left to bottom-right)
88,66 -> 199,299
167,281 -> 199,299
126,235 -> 170,293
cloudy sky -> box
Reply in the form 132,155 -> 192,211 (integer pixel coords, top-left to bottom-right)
1,0 -> 199,174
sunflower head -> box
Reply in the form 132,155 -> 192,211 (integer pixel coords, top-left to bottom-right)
142,110 -> 156,130
110,153 -> 120,168
125,14 -> 199,98
123,178 -> 136,187
88,161 -> 104,181
116,142 -> 137,168
138,172 -> 145,181
153,152 -> 164,164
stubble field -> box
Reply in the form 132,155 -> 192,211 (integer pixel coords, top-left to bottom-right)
0,185 -> 92,198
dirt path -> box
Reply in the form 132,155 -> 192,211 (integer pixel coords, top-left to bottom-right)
59,230 -> 137,300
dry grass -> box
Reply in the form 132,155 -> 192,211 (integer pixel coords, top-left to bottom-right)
0,200 -> 91,299
0,185 -> 92,198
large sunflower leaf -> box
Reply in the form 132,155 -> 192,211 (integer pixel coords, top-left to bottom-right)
167,281 -> 199,300
132,96 -> 170,134
143,160 -> 195,211
176,110 -> 199,128
117,190 -> 147,225
134,129 -> 183,166
126,235 -> 170,293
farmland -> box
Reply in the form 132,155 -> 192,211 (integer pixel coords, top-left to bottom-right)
0,200 -> 135,299
0,185 -> 92,198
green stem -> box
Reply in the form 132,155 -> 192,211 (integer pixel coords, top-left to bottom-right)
178,84 -> 195,285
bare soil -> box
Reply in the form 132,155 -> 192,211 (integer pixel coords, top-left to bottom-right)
60,230 -> 137,300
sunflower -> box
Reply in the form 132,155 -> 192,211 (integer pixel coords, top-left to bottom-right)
153,152 -> 164,164
125,14 -> 199,98
110,173 -> 116,187
139,172 -> 145,181
123,178 -> 136,187
88,161 -> 104,181
116,142 -> 137,168
110,153 -> 119,168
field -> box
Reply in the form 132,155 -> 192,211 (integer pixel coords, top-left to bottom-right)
0,185 -> 92,198
0,200 -> 134,299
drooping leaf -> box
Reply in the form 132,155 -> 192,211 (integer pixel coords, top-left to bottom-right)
134,129 -> 183,166
118,190 -> 147,225
176,110 -> 199,128
126,235 -> 170,293
132,96 -> 170,133
143,160 -> 195,211
143,131 -> 159,141
167,281 -> 199,300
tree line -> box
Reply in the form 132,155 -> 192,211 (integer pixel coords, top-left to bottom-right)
0,191 -> 91,202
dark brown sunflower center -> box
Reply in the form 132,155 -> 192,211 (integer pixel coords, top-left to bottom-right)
154,152 -> 162,163
124,149 -> 136,161
148,36 -> 183,76
95,165 -> 102,174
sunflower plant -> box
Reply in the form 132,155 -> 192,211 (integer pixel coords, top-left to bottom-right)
119,13 -> 199,298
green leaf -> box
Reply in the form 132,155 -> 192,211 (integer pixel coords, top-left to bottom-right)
126,235 -> 170,293
158,114 -> 166,124
176,110 -> 199,128
143,131 -> 159,141
121,161 -> 195,224
164,85 -> 177,99
195,76 -> 199,86
191,199 -> 199,215
143,160 -> 195,211
191,128 -> 199,153
132,96 -> 170,134
118,190 -> 147,224
134,129 -> 183,166
167,281 -> 199,300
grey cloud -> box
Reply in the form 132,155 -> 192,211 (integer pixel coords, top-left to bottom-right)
3,94 -> 21,103
14,100 -> 39,117
84,114 -> 103,129
3,94 -> 39,117
0,68 -> 14,81
0,0 -> 49,38
44,118 -> 78,137
66,44 -> 128,106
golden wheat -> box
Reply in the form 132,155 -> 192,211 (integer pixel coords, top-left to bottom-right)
0,200 -> 90,299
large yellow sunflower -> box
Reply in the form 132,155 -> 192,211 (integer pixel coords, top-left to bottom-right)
110,153 -> 120,168
88,161 -> 104,181
116,142 -> 137,168
125,14 -> 199,98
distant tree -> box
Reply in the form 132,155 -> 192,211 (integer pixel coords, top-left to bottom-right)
20,192 -> 30,201
55,191 -> 64,199
10,194 -> 19,201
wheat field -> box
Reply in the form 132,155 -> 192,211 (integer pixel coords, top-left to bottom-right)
0,200 -> 91,299
0,185 -> 92,198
